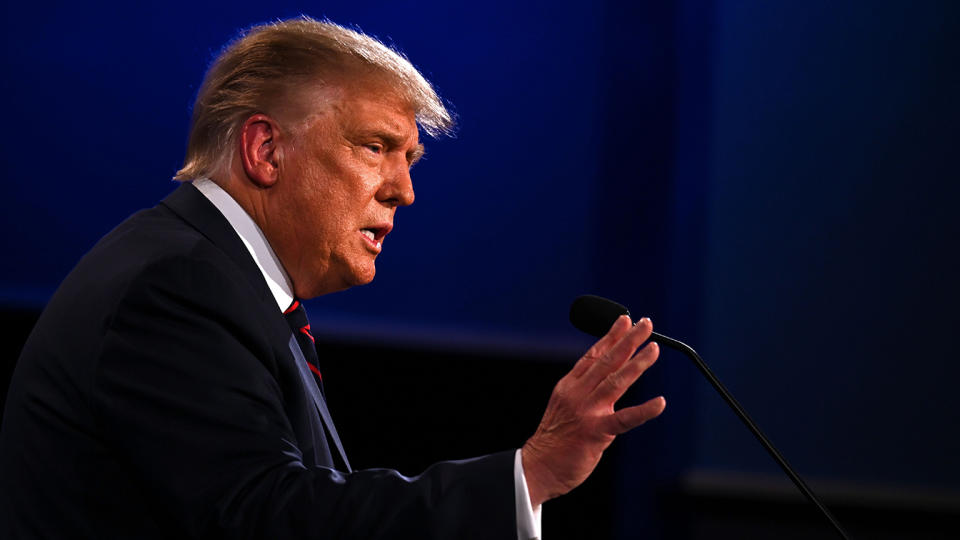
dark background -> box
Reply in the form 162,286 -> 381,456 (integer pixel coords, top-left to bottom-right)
2,1 -> 958,538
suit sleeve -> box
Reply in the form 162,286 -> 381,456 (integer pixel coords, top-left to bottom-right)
91,254 -> 516,540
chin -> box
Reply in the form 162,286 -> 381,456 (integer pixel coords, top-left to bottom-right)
349,266 -> 377,287
296,261 -> 376,298
332,265 -> 377,293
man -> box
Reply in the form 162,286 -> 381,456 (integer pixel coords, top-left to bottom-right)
0,17 -> 665,539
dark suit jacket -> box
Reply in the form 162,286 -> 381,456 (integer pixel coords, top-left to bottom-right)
0,183 -> 515,539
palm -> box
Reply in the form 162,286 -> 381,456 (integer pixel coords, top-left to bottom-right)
522,316 -> 666,506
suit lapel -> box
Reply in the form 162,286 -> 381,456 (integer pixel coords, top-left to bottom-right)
158,182 -> 352,471
286,335 -> 353,472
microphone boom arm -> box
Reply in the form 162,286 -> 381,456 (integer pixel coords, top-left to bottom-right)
650,331 -> 852,540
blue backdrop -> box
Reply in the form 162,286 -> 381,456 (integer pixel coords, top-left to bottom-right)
2,0 -> 958,535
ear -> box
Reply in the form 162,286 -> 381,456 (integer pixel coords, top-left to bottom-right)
238,114 -> 282,188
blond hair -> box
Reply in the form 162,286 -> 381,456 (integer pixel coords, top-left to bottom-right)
174,17 -> 452,182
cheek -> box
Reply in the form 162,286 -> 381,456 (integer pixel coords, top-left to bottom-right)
289,161 -> 344,229
284,151 -> 381,240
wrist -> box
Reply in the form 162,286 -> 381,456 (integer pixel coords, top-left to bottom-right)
521,442 -> 551,507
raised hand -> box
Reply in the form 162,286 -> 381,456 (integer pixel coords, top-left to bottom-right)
521,315 -> 665,507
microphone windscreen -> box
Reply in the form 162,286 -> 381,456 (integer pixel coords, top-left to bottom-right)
569,295 -> 631,337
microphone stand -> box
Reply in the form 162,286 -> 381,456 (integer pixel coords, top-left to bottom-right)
650,331 -> 852,540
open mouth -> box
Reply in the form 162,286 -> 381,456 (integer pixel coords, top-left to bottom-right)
360,226 -> 389,250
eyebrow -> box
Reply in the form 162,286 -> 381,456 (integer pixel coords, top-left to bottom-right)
361,128 -> 424,166
408,143 -> 425,167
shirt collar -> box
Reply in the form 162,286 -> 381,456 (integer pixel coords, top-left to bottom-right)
192,178 -> 295,312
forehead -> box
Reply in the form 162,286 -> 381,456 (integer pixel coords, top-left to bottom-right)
297,73 -> 418,140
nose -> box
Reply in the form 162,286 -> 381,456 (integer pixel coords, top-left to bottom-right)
378,162 -> 415,207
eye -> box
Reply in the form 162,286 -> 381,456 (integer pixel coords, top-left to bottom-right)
364,143 -> 383,154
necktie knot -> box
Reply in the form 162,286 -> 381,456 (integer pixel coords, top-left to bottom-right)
284,299 -> 323,384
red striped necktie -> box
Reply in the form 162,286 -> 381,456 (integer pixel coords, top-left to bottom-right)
283,299 -> 325,395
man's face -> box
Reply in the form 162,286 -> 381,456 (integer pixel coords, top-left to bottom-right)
265,76 -> 423,299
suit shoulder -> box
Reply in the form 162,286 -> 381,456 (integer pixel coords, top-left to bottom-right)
41,203 -> 269,339
92,204 -> 233,270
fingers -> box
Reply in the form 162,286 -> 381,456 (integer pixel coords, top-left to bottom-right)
568,315 -> 633,379
594,341 -> 660,404
580,317 -> 654,390
604,396 -> 666,435
604,318 -> 653,370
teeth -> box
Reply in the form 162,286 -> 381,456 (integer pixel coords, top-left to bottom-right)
361,229 -> 383,249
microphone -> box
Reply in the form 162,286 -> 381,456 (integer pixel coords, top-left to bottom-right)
569,294 -> 852,540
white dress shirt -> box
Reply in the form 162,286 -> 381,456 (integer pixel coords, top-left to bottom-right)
192,178 -> 542,539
